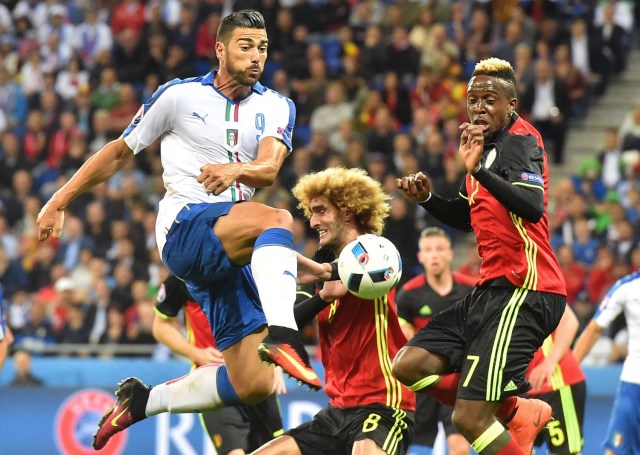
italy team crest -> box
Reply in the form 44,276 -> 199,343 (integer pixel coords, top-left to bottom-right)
226,129 -> 239,148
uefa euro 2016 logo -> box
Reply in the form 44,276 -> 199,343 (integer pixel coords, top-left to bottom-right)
56,389 -> 127,455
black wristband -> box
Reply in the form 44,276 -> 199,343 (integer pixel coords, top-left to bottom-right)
329,262 -> 340,281
294,293 -> 332,327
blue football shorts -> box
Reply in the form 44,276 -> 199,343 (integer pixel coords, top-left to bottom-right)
161,202 -> 267,351
603,381 -> 640,455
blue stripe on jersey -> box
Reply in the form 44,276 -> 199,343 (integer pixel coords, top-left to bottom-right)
123,76 -> 204,137
595,270 -> 640,317
282,97 -> 296,150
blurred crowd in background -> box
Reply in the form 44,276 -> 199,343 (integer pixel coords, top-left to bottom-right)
0,0 -> 638,368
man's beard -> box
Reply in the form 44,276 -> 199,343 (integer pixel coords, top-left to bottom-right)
226,61 -> 261,86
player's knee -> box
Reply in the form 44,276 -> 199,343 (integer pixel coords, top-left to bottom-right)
268,207 -> 293,230
391,350 -> 413,385
392,347 -> 430,386
233,373 -> 273,405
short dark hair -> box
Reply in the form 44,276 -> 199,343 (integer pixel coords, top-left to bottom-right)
217,10 -> 266,45
420,226 -> 450,241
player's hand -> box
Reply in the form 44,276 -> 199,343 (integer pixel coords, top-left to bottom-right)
192,346 -> 224,366
395,172 -> 431,203
297,253 -> 332,284
528,360 -> 555,390
36,199 -> 65,241
272,366 -> 287,395
197,163 -> 241,196
319,280 -> 348,301
458,123 -> 485,173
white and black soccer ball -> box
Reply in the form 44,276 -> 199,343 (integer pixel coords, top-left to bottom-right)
337,234 -> 402,300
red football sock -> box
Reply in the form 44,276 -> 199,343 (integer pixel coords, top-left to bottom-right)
495,438 -> 524,454
496,396 -> 518,423
423,373 -> 518,423
424,372 -> 459,406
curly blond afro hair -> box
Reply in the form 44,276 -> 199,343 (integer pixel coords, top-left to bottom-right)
292,167 -> 390,235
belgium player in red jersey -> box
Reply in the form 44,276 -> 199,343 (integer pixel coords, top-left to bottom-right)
253,167 -> 416,455
395,57 -> 567,455
525,305 -> 585,455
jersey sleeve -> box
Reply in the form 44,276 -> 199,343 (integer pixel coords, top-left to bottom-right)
260,94 -> 295,151
499,135 -> 545,192
395,289 -> 415,323
594,281 -> 628,329
155,275 -> 191,318
123,81 -> 178,154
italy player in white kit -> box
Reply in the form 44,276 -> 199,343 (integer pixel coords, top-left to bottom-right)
35,10 -> 320,451
573,271 -> 640,455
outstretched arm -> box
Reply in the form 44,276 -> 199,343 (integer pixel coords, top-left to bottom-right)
37,137 -> 134,241
152,312 -> 224,366
396,172 -> 472,231
573,319 -> 605,363
528,305 -> 579,390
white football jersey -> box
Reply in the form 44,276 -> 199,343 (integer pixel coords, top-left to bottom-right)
594,270 -> 640,384
122,72 -> 295,254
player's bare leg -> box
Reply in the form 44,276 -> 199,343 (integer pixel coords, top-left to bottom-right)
93,330 -> 274,450
215,202 -> 320,389
351,439 -> 387,454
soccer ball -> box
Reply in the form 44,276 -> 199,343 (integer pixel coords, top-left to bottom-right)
337,234 -> 402,300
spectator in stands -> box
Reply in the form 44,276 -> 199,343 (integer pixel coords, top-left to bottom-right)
0,132 -> 27,192
521,58 -> 571,165
587,246 -> 621,304
309,82 -> 354,137
595,1 -> 628,74
553,44 -> 588,119
108,83 -> 139,134
619,106 -> 640,152
567,17 -> 608,96
54,57 -> 89,103
55,216 -> 94,272
18,45 -> 45,100
597,127 -> 623,191
74,8 -> 113,71
98,306 -> 127,355
381,71 -> 412,126
10,349 -> 43,386
13,297 -> 55,353
110,0 -> 146,37
90,67 -> 120,110
0,244 -> 28,298
607,219 -> 638,265
359,24 -> 387,84
47,110 -> 81,170
110,263 -> 134,312
141,1 -> 171,44
572,217 -> 601,268
194,11 -> 220,73
384,26 -> 420,86
112,27 -> 148,85
0,66 -> 27,134
557,244 -> 586,305
171,6 -> 198,60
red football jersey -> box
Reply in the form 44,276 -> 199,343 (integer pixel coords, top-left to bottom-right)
526,333 -> 586,395
317,289 -> 416,411
463,115 -> 566,295
183,301 -> 217,364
